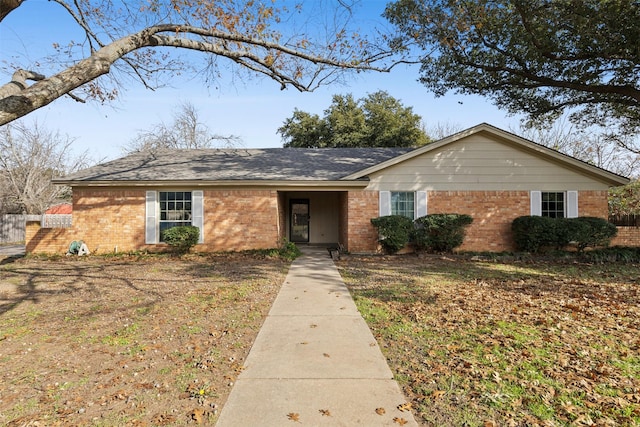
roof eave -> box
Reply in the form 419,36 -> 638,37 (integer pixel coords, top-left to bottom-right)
52,179 -> 371,189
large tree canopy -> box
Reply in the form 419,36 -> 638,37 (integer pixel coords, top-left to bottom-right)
278,90 -> 429,148
385,0 -> 640,136
0,0 -> 396,126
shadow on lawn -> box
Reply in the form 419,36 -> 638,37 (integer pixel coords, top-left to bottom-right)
0,255 -> 286,317
339,253 -> 639,306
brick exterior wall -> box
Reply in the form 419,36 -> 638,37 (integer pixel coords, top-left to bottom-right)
427,191 -> 529,252
26,188 -> 147,254
345,190 -> 379,253
338,192 -> 348,249
26,188 -> 281,254
202,190 -> 280,252
428,190 -> 609,252
25,187 -> 614,255
611,227 -> 640,247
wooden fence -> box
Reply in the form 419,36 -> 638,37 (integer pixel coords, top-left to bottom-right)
1,214 -> 71,244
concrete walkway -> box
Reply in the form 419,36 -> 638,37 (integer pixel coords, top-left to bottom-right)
215,246 -> 418,426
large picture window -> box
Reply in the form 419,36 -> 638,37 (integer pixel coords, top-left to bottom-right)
391,191 -> 415,220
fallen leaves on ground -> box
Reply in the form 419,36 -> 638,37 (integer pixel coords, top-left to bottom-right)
339,254 -> 640,426
393,416 -> 409,425
0,253 -> 288,426
287,412 -> 301,422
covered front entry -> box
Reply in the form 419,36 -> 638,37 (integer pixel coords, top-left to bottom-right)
290,199 -> 310,243
281,191 -> 345,246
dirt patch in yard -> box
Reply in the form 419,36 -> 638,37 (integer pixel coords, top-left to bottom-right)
0,253 -> 289,426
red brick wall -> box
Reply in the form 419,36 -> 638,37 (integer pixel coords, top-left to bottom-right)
611,227 -> 640,247
26,221 -> 76,254
26,188 -> 281,254
339,189 -> 611,254
25,187 -> 612,254
428,190 -> 609,252
201,190 -> 280,252
345,190 -> 379,252
338,192 -> 348,249
26,188 -> 147,255
428,191 -> 530,252
578,190 -> 609,218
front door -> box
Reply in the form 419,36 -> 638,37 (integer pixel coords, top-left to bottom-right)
290,199 -> 310,243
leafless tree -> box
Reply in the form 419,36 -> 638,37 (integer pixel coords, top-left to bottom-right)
123,102 -> 241,153
0,121 -> 92,214
425,121 -> 463,141
512,119 -> 640,178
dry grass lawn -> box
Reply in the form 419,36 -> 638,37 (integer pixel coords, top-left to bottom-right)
338,254 -> 640,426
0,253 -> 289,426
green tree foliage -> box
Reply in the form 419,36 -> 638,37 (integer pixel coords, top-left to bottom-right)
609,179 -> 640,217
278,91 -> 430,148
385,0 -> 640,138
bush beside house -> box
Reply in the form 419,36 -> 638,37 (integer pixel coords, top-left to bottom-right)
512,216 -> 617,253
371,213 -> 473,254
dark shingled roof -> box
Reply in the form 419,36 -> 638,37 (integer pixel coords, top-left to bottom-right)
58,147 -> 415,183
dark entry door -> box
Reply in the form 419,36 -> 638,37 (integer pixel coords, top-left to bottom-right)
290,199 -> 310,243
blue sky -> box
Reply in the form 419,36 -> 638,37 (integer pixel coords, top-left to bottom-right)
1,0 -> 521,162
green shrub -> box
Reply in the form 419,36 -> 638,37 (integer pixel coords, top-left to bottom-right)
570,217 -> 617,251
581,246 -> 640,263
511,216 -> 557,252
512,216 -> 617,252
371,215 -> 414,254
278,239 -> 302,260
161,226 -> 200,254
413,213 -> 473,253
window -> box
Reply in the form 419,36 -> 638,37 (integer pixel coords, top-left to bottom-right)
379,191 -> 427,219
541,192 -> 565,218
159,191 -> 192,239
146,190 -> 204,244
391,191 -> 415,220
530,190 -> 578,218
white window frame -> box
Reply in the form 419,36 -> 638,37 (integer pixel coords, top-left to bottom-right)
146,190 -> 204,244
530,190 -> 578,218
379,191 -> 428,219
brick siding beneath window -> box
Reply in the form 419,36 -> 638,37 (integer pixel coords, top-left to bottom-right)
26,188 -> 282,254
428,190 -> 609,252
25,188 -> 612,255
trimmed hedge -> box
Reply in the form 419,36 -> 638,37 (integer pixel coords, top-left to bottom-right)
371,213 -> 473,254
512,216 -> 617,252
370,215 -> 414,254
413,213 -> 473,253
571,217 -> 618,251
161,225 -> 200,254
511,216 -> 557,252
